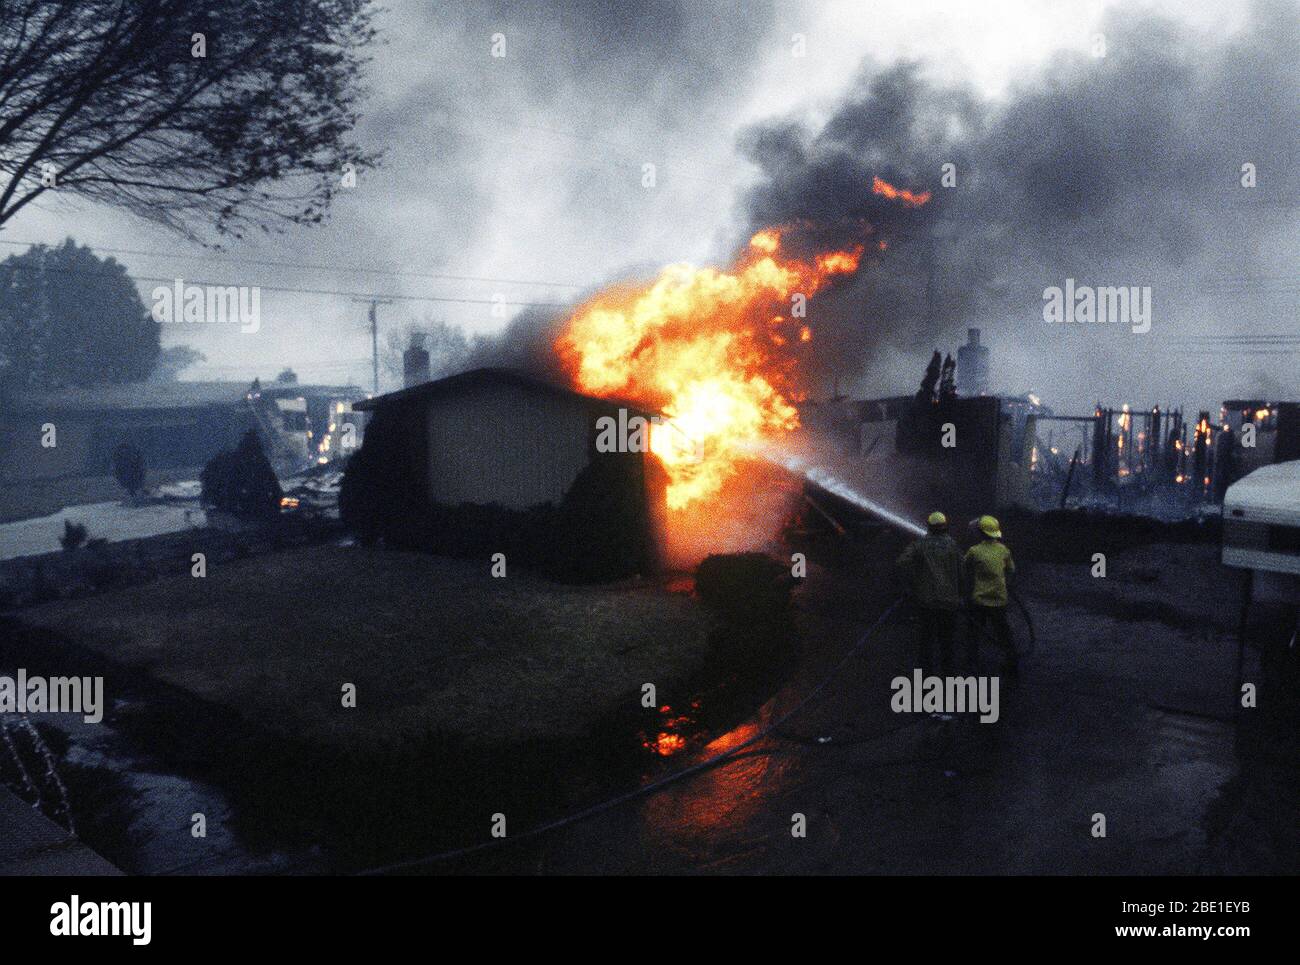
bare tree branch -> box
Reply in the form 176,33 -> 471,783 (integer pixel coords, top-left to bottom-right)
0,0 -> 379,241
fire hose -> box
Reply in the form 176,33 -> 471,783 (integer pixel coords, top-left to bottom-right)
351,573 -> 1037,872
777,589 -> 1038,746
1009,586 -> 1037,657
353,598 -> 908,875
354,584 -> 1037,874
796,477 -> 1036,655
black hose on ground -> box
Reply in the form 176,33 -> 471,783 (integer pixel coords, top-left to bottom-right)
959,590 -> 1038,659
352,598 -> 907,875
1009,587 -> 1037,657
349,587 -> 1038,874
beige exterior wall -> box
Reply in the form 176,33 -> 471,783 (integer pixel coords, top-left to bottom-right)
424,380 -> 594,509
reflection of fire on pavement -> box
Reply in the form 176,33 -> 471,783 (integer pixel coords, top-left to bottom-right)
641,723 -> 783,845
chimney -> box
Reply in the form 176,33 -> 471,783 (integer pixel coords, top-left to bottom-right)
403,337 -> 431,388
956,327 -> 989,396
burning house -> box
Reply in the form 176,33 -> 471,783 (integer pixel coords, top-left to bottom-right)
342,218 -> 941,573
793,327 -> 1034,524
343,367 -> 666,582
1018,398 -> 1300,515
799,389 -> 1030,523
253,379 -> 366,468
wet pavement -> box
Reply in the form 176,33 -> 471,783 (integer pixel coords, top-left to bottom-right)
0,785 -> 121,875
0,700 -> 310,875
5,537 -> 1289,875
468,542 -> 1286,875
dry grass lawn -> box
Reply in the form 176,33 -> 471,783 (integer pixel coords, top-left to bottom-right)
20,544 -> 714,747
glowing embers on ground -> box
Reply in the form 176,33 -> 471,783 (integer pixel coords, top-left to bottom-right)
641,703 -> 699,757
555,226 -> 864,510
648,732 -> 687,757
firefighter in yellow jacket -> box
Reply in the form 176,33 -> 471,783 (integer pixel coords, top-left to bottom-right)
964,515 -> 1018,677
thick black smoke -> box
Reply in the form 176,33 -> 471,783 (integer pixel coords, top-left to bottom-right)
736,1 -> 1299,409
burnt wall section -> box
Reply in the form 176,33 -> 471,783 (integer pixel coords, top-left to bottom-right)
894,395 -> 1005,517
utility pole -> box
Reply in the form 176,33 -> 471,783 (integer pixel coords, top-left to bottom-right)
352,297 -> 393,394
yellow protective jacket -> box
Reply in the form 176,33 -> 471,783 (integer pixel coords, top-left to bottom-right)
964,539 -> 1015,607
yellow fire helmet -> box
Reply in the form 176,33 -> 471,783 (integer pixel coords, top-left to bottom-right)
927,511 -> 947,528
978,515 -> 1002,538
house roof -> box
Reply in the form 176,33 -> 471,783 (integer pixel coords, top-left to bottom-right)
4,380 -> 251,413
4,380 -> 363,413
258,383 -> 363,402
353,366 -> 657,416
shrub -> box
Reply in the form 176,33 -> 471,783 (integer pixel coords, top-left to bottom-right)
111,442 -> 146,496
550,451 -> 659,582
694,552 -> 792,622
200,430 -> 282,520
60,520 -> 88,551
339,405 -> 422,545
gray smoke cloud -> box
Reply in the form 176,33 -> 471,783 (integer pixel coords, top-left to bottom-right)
5,0 -> 778,390
357,0 -> 778,287
13,0 -> 1291,415
345,0 -> 781,385
734,0 -> 1299,411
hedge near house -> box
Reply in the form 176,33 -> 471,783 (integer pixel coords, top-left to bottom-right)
201,430 -> 282,521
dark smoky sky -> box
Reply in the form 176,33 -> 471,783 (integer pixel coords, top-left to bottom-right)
6,0 -> 1296,413
736,0 -> 1299,412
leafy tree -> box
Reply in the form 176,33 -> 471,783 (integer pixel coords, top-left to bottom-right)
917,350 -> 941,404
200,429 -> 283,520
0,240 -> 159,388
149,345 -> 206,382
0,0 -> 379,239
112,442 -> 146,496
382,319 -> 472,384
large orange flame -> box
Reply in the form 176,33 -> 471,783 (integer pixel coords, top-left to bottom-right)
871,175 -> 932,208
555,228 -> 863,509
556,177 -> 929,518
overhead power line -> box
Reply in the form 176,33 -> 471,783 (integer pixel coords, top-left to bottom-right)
0,260 -> 571,309
0,237 -> 587,290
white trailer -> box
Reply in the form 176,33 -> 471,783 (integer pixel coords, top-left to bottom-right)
1223,460 -> 1300,579
1221,460 -> 1300,690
